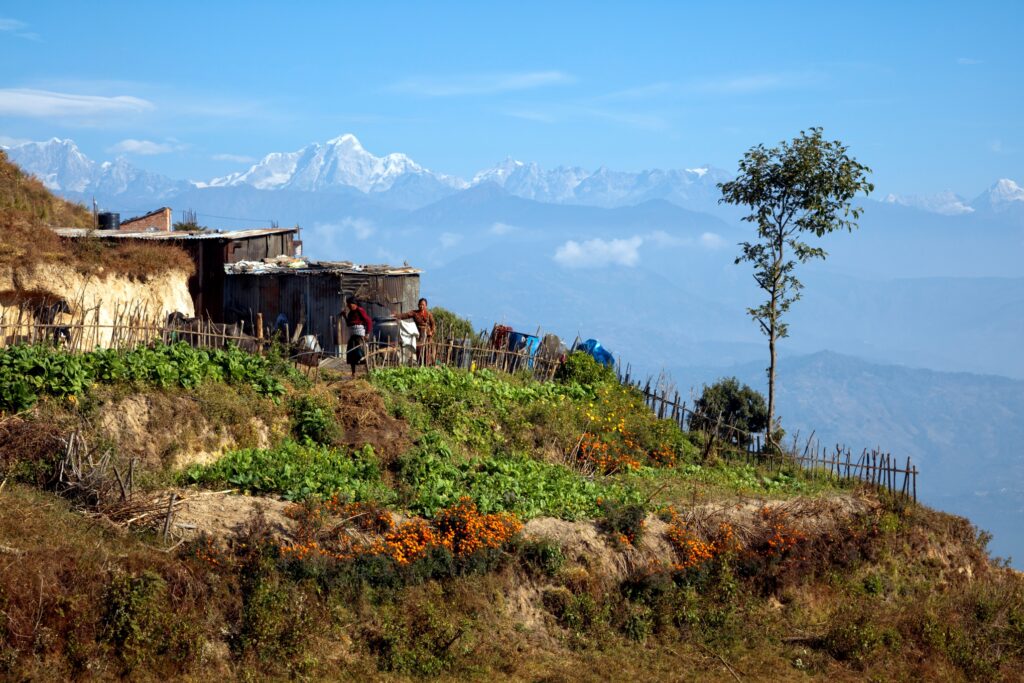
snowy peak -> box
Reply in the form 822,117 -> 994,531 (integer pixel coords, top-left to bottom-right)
3,137 -> 183,198
4,137 -> 94,192
974,178 -> 1024,210
208,134 -> 464,194
468,158 -> 728,207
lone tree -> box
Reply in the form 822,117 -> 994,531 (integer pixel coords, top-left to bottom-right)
718,128 -> 872,443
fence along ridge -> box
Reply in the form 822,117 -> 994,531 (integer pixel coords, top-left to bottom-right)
618,368 -> 917,502
2,305 -> 916,500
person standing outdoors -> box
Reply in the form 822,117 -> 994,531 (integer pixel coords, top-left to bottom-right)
396,298 -> 436,365
343,295 -> 373,376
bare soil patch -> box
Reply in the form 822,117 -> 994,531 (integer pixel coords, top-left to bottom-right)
328,378 -> 411,467
95,389 -> 283,470
171,489 -> 295,540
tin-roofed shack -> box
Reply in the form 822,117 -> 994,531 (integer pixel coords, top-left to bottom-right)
224,258 -> 421,355
53,227 -> 299,318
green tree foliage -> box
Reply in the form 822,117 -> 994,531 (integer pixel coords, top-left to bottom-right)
555,351 -> 616,387
691,377 -> 769,446
431,306 -> 476,340
718,128 -> 873,439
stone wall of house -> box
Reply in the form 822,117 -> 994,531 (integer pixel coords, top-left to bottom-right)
121,207 -> 172,232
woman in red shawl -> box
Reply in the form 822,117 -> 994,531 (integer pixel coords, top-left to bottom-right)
396,298 -> 436,365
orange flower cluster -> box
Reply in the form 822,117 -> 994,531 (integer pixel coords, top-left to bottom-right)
663,507 -> 739,571
759,506 -> 806,558
329,499 -> 396,534
434,497 -> 523,557
666,520 -> 735,571
279,498 -> 522,567
579,433 -> 642,474
191,536 -> 228,569
369,519 -> 440,565
648,444 -> 677,467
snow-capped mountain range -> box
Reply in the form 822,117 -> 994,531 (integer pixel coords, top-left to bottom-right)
2,134 -> 729,211
2,134 -> 1022,216
204,134 -> 466,194
1,137 -> 187,199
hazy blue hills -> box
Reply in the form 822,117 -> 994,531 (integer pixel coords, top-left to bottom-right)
7,138 -> 1024,562
675,351 -> 1024,565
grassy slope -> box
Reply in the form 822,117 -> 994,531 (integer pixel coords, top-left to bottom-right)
1,349 -> 1022,681
0,150 -> 194,278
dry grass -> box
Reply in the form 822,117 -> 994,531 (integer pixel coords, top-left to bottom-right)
0,150 -> 93,230
0,151 -> 194,279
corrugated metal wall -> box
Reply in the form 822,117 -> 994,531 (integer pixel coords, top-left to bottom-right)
223,271 -> 418,354
343,273 -> 420,320
225,233 -> 294,263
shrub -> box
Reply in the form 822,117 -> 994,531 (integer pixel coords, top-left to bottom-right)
598,499 -> 647,548
431,306 -> 476,340
101,571 -> 167,671
288,393 -> 341,445
234,544 -> 313,666
555,351 -> 615,387
690,377 -> 768,446
517,538 -> 565,577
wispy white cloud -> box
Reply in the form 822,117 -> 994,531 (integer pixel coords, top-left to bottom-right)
0,89 -> 154,118
957,57 -> 983,65
0,134 -> 30,147
592,82 -> 676,102
693,71 -> 820,95
340,217 -> 375,240
647,230 -> 728,250
554,236 -> 644,268
0,17 -> 39,40
440,232 -> 462,248
699,232 -> 727,249
107,138 -> 184,155
503,103 -> 667,130
504,109 -> 557,123
307,218 -> 376,250
489,222 -> 517,235
212,152 -> 256,163
989,139 -> 1011,155
555,232 -> 729,267
388,71 -> 574,97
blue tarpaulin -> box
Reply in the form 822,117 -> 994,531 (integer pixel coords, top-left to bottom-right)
508,331 -> 541,368
577,339 -> 614,367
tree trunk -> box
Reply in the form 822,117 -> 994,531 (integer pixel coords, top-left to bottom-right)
767,329 -> 777,449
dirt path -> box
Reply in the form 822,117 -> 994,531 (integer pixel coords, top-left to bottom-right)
170,488 -> 875,568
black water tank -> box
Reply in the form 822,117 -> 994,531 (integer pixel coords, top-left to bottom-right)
97,212 -> 120,230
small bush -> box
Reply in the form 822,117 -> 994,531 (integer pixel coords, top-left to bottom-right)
517,538 -> 565,577
366,598 -> 463,676
690,377 -> 768,446
555,351 -> 615,387
598,499 -> 647,548
289,393 -> 341,445
432,307 -> 476,340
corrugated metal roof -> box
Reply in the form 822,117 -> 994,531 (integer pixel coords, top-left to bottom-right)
225,258 -> 422,276
52,227 -> 298,241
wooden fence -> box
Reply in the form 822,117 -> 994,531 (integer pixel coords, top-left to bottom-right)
1,303 -> 918,500
621,373 -> 918,502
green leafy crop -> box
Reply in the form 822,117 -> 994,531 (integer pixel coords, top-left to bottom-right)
182,440 -> 392,502
0,342 -> 291,413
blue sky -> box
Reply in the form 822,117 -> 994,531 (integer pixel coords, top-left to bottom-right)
1,0 -> 1020,195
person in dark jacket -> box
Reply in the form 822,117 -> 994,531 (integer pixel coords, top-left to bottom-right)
343,296 -> 373,376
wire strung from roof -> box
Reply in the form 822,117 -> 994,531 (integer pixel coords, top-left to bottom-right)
194,212 -> 275,225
